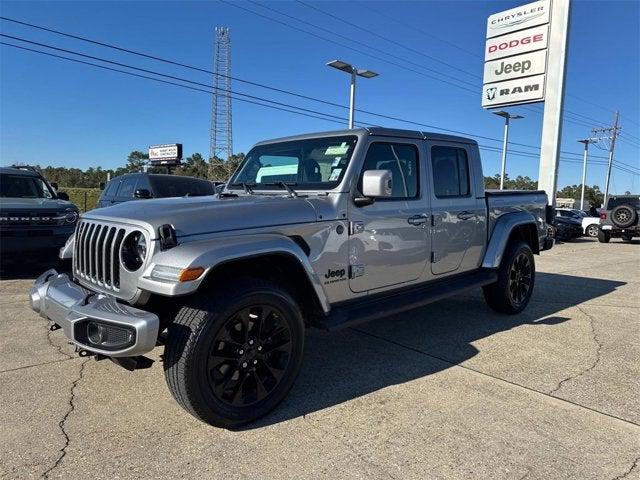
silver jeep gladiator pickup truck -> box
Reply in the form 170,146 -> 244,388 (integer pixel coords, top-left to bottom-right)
30,127 -> 554,428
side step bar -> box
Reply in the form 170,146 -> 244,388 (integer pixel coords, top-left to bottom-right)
316,269 -> 498,331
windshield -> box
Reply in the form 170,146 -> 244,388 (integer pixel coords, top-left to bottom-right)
0,174 -> 54,199
149,176 -> 215,197
228,135 -> 358,190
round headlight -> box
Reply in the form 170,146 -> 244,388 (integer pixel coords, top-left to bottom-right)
121,231 -> 147,271
65,212 -> 78,224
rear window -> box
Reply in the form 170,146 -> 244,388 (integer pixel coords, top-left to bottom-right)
607,196 -> 640,209
150,176 -> 215,198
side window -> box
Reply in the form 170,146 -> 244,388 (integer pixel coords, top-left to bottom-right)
360,142 -> 419,199
431,146 -> 470,198
118,177 -> 137,198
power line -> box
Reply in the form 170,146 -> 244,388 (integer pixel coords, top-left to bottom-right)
0,41 -> 357,128
219,0 -> 479,93
0,16 -> 614,160
295,0 -> 481,79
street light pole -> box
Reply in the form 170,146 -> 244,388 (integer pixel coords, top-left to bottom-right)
492,111 -> 523,190
349,69 -> 356,129
577,138 -> 597,211
327,60 -> 378,129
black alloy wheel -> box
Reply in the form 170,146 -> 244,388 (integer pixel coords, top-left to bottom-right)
208,305 -> 292,407
508,252 -> 533,306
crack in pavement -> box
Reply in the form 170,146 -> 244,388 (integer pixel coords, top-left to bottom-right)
549,305 -> 603,395
46,325 -> 74,360
41,358 -> 89,480
0,357 -> 76,375
612,456 -> 639,480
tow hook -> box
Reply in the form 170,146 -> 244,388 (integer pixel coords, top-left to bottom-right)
49,323 -> 61,331
76,347 -> 95,358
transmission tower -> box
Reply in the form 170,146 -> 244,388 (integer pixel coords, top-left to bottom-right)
591,111 -> 621,205
209,27 -> 233,178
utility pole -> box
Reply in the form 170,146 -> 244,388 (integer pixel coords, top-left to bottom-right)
492,111 -> 523,190
592,111 -> 621,207
577,138 -> 597,210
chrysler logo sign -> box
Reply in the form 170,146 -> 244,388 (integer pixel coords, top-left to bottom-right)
486,0 -> 550,39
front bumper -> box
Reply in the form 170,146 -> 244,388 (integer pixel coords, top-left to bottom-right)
0,227 -> 75,254
30,269 -> 159,357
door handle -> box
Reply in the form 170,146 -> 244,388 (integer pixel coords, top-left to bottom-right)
407,214 -> 428,226
457,211 -> 475,221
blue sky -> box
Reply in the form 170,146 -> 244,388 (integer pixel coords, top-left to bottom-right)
1,0 -> 639,193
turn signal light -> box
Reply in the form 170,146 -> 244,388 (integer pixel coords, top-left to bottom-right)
600,212 -> 607,220
178,267 -> 205,282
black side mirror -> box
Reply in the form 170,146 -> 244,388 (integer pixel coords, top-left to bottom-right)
134,188 -> 152,199
57,192 -> 70,201
50,182 -> 59,190
99,182 -> 105,190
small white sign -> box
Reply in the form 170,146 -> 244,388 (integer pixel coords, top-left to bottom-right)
486,0 -> 550,39
485,24 -> 548,62
482,74 -> 546,108
483,49 -> 547,84
149,143 -> 181,161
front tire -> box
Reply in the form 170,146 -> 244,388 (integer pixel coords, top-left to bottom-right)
163,279 -> 305,428
597,229 -> 611,243
483,241 -> 535,314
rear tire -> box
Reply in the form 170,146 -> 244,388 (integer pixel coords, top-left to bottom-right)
163,279 -> 305,428
597,229 -> 611,243
483,241 -> 535,314
586,224 -> 599,237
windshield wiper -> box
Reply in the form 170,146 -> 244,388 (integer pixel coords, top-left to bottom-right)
228,182 -> 255,195
264,181 -> 298,198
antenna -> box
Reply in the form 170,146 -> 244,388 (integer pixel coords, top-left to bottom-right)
209,27 -> 233,179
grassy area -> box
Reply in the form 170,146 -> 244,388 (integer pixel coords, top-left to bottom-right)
61,187 -> 101,212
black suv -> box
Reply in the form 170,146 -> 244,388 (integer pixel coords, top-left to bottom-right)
0,166 -> 79,257
598,194 -> 640,243
98,173 -> 215,208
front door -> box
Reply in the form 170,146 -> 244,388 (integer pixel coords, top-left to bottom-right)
348,141 -> 429,293
429,143 -> 485,275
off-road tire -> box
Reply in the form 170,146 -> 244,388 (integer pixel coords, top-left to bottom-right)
483,240 -> 535,314
597,229 -> 611,243
586,224 -> 599,237
163,279 -> 305,428
610,205 -> 638,229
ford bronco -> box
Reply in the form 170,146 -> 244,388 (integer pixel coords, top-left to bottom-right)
30,127 -> 554,428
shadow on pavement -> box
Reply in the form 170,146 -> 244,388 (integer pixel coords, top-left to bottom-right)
249,272 -> 625,429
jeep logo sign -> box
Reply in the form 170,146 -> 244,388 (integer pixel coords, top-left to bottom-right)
482,74 -> 545,108
483,49 -> 547,84
482,0 -> 550,109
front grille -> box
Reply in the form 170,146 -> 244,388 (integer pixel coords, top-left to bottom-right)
74,220 -> 126,290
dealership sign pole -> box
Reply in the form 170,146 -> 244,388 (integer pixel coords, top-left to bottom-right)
482,0 -> 570,205
537,0 -> 570,206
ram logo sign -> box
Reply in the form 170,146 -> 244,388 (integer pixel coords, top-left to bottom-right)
482,75 -> 545,108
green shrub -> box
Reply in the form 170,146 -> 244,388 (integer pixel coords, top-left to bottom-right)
60,187 -> 101,212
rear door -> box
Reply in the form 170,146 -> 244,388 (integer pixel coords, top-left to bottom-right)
429,143 -> 485,275
348,140 -> 430,293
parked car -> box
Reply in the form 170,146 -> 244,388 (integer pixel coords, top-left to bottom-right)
556,207 -> 599,237
598,194 -> 640,242
0,166 -> 79,259
551,215 -> 583,241
32,127 -> 554,428
97,173 -> 215,208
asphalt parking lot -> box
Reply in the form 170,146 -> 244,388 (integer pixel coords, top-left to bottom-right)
1,238 -> 638,480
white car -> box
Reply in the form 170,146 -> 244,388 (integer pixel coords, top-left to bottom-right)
556,208 -> 600,237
